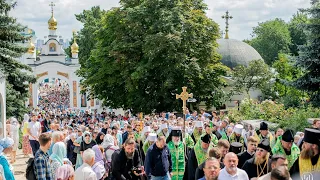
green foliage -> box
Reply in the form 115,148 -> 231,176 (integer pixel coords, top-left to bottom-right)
288,12 -> 308,56
74,6 -> 106,80
78,0 -> 229,113
0,0 -> 36,119
292,2 -> 320,106
232,59 -> 272,99
261,54 -> 306,108
250,18 -> 292,65
228,99 -> 317,132
64,37 -> 74,59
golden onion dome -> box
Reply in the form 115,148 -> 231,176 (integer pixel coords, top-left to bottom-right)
48,13 -> 57,30
27,41 -> 35,54
71,39 -> 79,54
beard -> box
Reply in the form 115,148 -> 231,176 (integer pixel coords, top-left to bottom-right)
226,166 -> 237,173
301,148 -> 314,159
254,154 -> 268,165
173,140 -> 180,146
125,152 -> 134,159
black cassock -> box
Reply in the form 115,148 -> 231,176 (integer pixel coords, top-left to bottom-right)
186,148 -> 198,180
237,151 -> 254,169
242,157 -> 271,179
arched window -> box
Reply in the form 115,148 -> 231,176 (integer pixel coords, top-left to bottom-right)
49,43 -> 56,52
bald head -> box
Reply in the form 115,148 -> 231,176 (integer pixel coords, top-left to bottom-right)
223,152 -> 239,172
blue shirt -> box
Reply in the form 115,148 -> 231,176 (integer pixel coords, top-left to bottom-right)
145,143 -> 172,177
198,177 -> 206,180
34,149 -> 52,180
0,155 -> 15,180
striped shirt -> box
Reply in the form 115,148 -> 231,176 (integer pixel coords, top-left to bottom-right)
34,149 -> 52,180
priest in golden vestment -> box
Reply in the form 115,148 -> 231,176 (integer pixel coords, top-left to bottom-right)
290,128 -> 320,179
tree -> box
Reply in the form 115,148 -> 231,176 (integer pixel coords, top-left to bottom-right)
250,18 -> 292,65
268,54 -> 305,108
73,6 -> 106,80
288,12 -> 308,56
0,1 -> 36,119
292,1 -> 320,106
79,0 -> 229,113
232,59 -> 272,99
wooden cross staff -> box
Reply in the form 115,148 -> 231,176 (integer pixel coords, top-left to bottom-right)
176,86 -> 193,160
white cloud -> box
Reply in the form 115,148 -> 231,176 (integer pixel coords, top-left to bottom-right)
9,0 -> 311,41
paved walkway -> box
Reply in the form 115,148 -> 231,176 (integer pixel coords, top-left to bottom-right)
12,149 -> 29,179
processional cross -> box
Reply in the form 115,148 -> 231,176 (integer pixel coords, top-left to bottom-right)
176,87 -> 193,160
222,10 -> 233,39
176,86 -> 193,115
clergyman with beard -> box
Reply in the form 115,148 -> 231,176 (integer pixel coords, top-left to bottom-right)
111,139 -> 144,180
242,139 -> 271,179
187,133 -> 213,180
290,128 -> 320,179
218,152 -> 249,180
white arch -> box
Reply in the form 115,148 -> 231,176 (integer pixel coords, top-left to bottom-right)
31,62 -> 79,109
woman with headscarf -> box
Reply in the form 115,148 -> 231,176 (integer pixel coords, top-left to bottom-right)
55,164 -> 75,180
22,114 -> 32,157
80,131 -> 96,157
66,133 -> 77,166
9,117 -> 20,163
92,145 -> 106,180
49,142 -> 67,180
102,134 -> 119,176
95,132 -> 105,145
0,137 -> 15,180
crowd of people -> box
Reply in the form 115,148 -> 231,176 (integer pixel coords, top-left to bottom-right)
0,107 -> 320,180
38,79 -> 70,110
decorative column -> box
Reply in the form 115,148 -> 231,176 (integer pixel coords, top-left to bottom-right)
73,81 -> 77,108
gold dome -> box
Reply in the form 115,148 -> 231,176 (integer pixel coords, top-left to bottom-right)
71,39 -> 79,54
48,13 -> 57,30
27,41 -> 35,54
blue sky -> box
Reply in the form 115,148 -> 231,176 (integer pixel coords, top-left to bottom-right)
10,0 -> 311,41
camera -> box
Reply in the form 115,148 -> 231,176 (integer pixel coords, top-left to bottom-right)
132,167 -> 142,174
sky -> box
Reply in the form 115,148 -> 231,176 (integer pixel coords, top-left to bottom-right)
9,0 -> 311,42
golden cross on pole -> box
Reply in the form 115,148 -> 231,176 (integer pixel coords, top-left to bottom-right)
176,86 -> 193,160
176,87 -> 193,115
222,10 -> 233,39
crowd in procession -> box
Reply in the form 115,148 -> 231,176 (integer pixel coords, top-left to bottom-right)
38,80 -> 70,110
0,107 -> 320,180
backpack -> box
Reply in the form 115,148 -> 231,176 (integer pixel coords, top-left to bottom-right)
26,158 -> 36,180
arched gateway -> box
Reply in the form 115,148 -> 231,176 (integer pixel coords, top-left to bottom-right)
18,4 -> 94,110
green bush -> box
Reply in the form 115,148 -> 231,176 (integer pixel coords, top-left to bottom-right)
228,99 -> 318,132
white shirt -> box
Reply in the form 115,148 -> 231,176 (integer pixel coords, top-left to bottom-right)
28,121 -> 41,140
75,163 -> 97,180
218,167 -> 249,180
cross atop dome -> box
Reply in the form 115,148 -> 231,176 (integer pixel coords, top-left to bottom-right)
49,2 -> 55,13
48,1 -> 57,31
222,11 -> 233,39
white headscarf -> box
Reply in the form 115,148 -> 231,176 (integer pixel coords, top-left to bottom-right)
0,137 -> 14,154
102,134 -> 115,148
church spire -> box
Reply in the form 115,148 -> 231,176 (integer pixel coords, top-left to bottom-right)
71,30 -> 79,58
222,11 -> 233,39
48,2 -> 57,31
